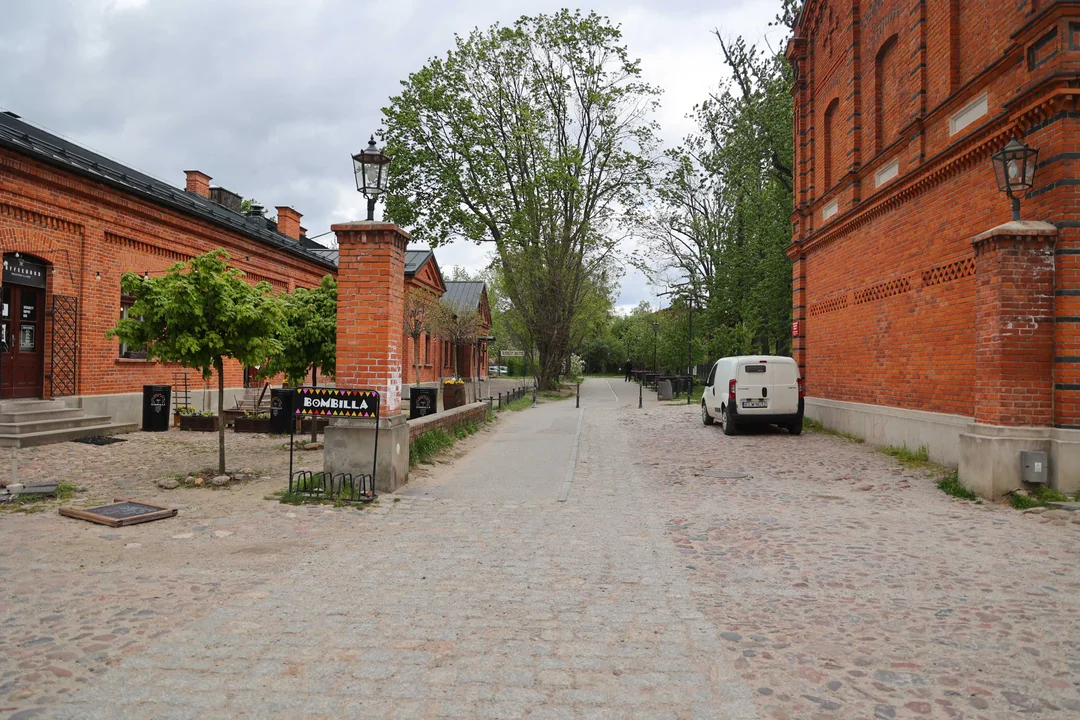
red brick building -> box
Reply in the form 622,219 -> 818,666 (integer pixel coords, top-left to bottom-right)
786,1 -> 1080,495
0,111 -> 491,444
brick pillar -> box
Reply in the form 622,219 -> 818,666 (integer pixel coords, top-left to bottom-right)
332,221 -> 408,415
971,221 -> 1057,426
324,221 -> 411,493
275,206 -> 303,240
184,170 -> 211,198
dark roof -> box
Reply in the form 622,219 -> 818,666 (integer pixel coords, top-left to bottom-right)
404,249 -> 433,275
307,248 -> 339,265
442,281 -> 485,312
0,111 -> 336,271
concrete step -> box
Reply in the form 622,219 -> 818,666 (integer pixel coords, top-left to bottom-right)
0,415 -> 114,435
0,422 -> 139,448
0,408 -> 87,424
0,399 -> 77,414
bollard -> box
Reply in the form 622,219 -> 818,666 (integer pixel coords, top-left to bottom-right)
498,391 -> 502,409
532,382 -> 537,408
687,378 -> 692,405
639,380 -> 643,409
576,382 -> 580,409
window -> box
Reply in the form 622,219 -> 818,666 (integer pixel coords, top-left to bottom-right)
119,295 -> 147,359
706,364 -> 717,387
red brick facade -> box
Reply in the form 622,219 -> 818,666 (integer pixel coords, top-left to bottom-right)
787,0 -> 1080,429
0,146 -> 331,401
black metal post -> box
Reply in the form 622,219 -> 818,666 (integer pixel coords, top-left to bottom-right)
639,379 -> 643,409
366,197 -> 376,221
288,410 -> 295,492
532,381 -> 537,408
498,391 -> 502,409
653,325 -> 658,371
576,382 -> 580,408
1011,193 -> 1021,222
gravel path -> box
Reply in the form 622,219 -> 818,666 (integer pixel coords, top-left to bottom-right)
1,379 -> 1078,718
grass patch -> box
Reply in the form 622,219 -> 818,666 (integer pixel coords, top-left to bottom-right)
1,482 -> 78,514
937,471 -> 979,501
664,384 -> 706,405
804,417 -> 865,443
410,428 -> 456,467
1009,484 -> 1077,509
503,396 -> 533,412
266,487 -> 376,508
879,444 -> 933,469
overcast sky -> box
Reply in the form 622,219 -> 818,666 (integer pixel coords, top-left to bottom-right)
1,0 -> 784,311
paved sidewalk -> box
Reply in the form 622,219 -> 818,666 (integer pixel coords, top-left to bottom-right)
6,377 -> 1080,718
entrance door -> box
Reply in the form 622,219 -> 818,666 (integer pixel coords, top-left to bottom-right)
1,285 -> 45,398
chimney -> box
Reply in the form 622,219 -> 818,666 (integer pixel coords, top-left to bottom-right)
184,170 -> 211,198
276,206 -> 303,240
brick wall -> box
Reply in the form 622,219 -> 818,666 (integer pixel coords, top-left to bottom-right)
788,0 -> 1080,426
0,148 -> 331,399
407,401 -> 489,441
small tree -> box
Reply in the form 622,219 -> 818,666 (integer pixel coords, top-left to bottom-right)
109,249 -> 284,474
265,275 -> 337,387
435,304 -> 482,398
403,287 -> 440,389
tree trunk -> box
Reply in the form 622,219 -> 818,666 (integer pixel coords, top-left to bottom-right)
536,335 -> 567,391
414,335 -> 421,389
216,358 -> 225,475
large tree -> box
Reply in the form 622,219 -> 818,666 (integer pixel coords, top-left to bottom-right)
109,250 -> 284,474
382,9 -> 659,389
403,286 -> 440,388
266,275 -> 337,388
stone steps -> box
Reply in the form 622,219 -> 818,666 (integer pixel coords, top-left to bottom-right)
0,398 -> 136,448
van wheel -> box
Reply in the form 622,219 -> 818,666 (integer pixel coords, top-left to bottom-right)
787,418 -> 803,436
722,406 -> 737,436
702,401 -> 714,426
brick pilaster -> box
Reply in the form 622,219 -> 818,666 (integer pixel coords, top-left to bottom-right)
972,221 -> 1057,427
332,221 -> 409,416
792,253 -> 807,377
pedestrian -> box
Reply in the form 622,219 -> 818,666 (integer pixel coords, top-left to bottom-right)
624,359 -> 633,382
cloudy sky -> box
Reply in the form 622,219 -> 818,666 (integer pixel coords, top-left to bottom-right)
1,0 -> 784,310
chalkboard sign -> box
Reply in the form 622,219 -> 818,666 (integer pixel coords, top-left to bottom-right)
60,500 -> 177,527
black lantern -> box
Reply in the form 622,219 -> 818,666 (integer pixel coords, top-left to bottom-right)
991,137 -> 1038,221
352,136 -> 392,221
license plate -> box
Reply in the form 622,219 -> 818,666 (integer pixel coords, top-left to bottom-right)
742,399 -> 768,409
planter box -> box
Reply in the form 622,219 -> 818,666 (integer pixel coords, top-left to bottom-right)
443,384 -> 466,410
179,415 -> 220,432
234,416 -> 273,434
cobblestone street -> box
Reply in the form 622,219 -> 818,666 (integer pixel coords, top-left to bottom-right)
2,379 -> 1079,718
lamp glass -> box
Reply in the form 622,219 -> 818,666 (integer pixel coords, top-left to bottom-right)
991,137 -> 1038,195
352,136 -> 392,199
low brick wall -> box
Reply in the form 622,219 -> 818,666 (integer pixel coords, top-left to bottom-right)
407,401 -> 489,441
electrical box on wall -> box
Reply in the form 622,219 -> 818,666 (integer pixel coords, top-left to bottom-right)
1021,450 -> 1048,484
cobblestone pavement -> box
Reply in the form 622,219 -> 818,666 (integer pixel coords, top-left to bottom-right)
2,380 -> 1079,718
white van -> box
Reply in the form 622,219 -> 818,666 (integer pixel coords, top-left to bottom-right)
701,355 -> 804,436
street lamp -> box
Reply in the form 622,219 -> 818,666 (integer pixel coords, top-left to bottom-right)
352,136 -> 393,221
652,321 -> 660,371
990,136 -> 1038,222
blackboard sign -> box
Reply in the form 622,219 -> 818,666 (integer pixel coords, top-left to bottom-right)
60,500 -> 177,527
294,388 -> 379,418
410,388 -> 438,419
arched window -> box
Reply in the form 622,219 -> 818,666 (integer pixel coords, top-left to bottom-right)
875,35 -> 899,156
823,98 -> 840,189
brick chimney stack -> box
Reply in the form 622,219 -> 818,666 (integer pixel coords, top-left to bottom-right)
276,206 -> 303,240
184,170 -> 212,198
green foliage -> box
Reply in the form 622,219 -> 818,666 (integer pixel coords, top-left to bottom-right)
264,275 -> 337,386
1,483 -> 77,514
382,10 -> 658,390
803,417 -> 864,443
938,472 -> 979,501
880,444 -> 930,465
1010,485 -> 1075,509
409,429 -> 456,466
108,249 -> 284,473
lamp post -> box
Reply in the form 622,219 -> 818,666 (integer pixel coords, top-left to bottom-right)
352,136 -> 393,221
990,136 -> 1038,222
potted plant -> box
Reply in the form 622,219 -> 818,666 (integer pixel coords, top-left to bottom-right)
179,409 -> 219,432
443,377 -> 466,410
173,405 -> 195,427
234,410 -> 272,434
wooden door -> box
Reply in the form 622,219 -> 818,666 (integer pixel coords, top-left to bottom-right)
1,285 -> 45,399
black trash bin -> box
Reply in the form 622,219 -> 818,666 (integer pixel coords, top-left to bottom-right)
270,388 -> 295,434
410,387 -> 438,419
142,385 -> 171,432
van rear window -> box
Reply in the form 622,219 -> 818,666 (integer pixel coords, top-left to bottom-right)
743,365 -> 766,373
